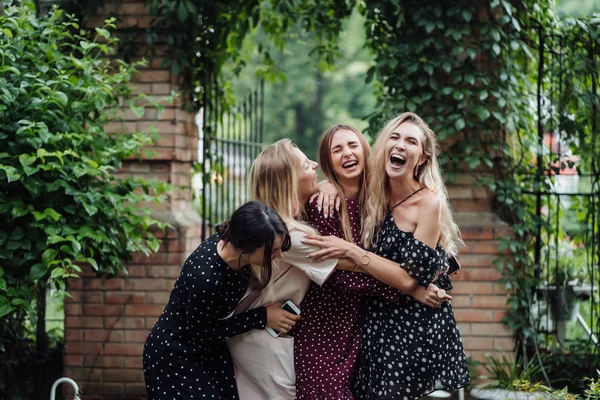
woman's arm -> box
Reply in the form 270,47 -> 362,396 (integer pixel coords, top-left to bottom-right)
301,236 -> 419,293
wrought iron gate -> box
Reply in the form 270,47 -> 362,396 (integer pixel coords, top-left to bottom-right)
526,21 -> 599,350
199,78 -> 265,240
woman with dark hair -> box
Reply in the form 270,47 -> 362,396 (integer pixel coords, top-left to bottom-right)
143,201 -> 297,400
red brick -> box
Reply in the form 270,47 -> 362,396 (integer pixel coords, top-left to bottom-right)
473,187 -> 490,199
454,309 -> 495,322
463,240 -> 502,254
66,316 -> 103,329
473,295 -> 507,309
104,368 -> 145,382
124,383 -> 147,396
460,227 -> 494,240
126,304 -> 164,316
449,295 -> 472,308
146,265 -> 180,278
463,337 -> 494,350
457,322 -> 471,335
65,355 -> 83,366
105,292 -> 146,304
494,310 -> 507,322
84,329 -> 124,342
66,330 -> 83,341
131,70 -> 170,83
452,282 -> 494,295
80,291 -> 104,303
146,291 -> 170,304
84,278 -> 124,290
494,338 -> 515,351
125,356 -> 144,369
125,278 -> 168,290
458,254 -> 497,268
494,283 -> 509,294
451,199 -> 492,212
469,269 -> 503,281
470,350 -> 503,364
471,323 -> 513,337
104,316 -> 146,330
493,226 -> 513,238
66,342 -> 104,355
65,303 -> 83,315
84,304 -> 125,316
126,265 -> 147,277
152,83 -> 173,94
125,329 -> 150,343
105,343 -> 143,356
83,355 -> 123,368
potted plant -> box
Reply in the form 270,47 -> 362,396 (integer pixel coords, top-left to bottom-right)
470,353 -> 551,400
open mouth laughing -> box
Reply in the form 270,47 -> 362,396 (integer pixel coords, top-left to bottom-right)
389,153 -> 406,168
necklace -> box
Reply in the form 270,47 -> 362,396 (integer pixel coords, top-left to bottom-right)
390,187 -> 425,210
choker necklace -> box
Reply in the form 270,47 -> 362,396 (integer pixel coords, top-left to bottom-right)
390,187 -> 425,210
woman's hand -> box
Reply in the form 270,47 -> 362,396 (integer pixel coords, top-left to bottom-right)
409,283 -> 452,308
265,303 -> 301,335
309,181 -> 340,218
302,235 -> 359,262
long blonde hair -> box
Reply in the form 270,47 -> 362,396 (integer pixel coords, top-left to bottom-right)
362,112 -> 463,255
249,138 -> 316,236
248,139 -> 317,295
318,124 -> 370,244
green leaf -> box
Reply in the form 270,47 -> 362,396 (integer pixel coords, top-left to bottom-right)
95,28 -> 111,38
0,166 -> 21,183
42,249 -> 58,266
29,264 -> 47,281
455,118 -> 466,131
51,268 -> 66,279
87,258 -> 99,271
2,28 -> 13,39
177,2 -> 189,22
0,303 -> 16,318
19,154 -> 37,167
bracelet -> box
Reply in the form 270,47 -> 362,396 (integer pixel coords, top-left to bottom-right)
358,251 -> 371,268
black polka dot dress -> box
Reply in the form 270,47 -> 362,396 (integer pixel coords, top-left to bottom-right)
354,212 -> 470,400
143,234 -> 266,400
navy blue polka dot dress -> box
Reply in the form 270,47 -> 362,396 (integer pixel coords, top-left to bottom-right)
354,212 -> 470,400
143,234 -> 266,400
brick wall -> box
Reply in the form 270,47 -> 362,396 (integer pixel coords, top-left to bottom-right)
64,1 -> 202,398
62,1 -> 514,398
450,173 -> 513,375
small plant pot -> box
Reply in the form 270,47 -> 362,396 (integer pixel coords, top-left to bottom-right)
471,387 -> 551,400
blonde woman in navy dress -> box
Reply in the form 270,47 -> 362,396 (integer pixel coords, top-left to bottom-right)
142,201 -> 298,400
304,112 -> 470,399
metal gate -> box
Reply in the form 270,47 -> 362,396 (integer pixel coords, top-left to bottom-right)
199,78 -> 265,240
523,20 -> 599,358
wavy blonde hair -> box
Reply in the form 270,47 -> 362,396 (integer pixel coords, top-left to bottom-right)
318,124 -> 370,244
249,139 -> 317,235
248,139 -> 317,295
361,112 -> 463,255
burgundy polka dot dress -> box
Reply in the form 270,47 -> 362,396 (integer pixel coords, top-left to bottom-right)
292,198 -> 399,400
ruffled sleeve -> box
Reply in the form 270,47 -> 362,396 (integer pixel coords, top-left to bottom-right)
398,237 -> 447,287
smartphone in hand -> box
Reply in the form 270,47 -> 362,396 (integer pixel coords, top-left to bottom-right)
447,256 -> 461,275
266,300 -> 301,338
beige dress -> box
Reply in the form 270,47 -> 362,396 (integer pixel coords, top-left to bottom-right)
227,230 -> 338,400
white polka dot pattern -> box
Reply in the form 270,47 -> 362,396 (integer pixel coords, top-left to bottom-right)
354,213 -> 470,399
143,234 -> 267,400
293,198 -> 400,399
